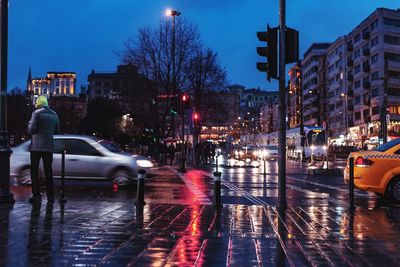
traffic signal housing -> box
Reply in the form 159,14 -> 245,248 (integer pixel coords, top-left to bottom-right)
286,27 -> 299,64
179,92 -> 191,114
256,25 -> 278,81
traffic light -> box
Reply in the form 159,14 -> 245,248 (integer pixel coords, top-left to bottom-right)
286,27 -> 299,64
179,92 -> 191,113
193,112 -> 199,122
256,25 -> 278,81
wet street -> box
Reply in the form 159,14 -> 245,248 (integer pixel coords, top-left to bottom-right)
2,158 -> 400,266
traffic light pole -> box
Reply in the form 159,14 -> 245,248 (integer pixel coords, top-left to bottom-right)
179,97 -> 187,173
0,0 -> 14,203
277,0 -> 287,208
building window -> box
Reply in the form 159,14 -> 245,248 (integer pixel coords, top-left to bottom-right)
355,111 -> 361,121
389,87 -> 400,96
384,35 -> 400,46
354,49 -> 361,59
371,71 -> 379,81
372,106 -> 379,115
384,17 -> 400,28
389,105 -> 400,115
388,71 -> 400,79
104,81 -> 111,87
95,89 -> 101,95
95,81 -> 101,86
355,80 -> 361,89
385,52 -> 400,62
66,80 -> 70,86
371,54 -> 379,64
354,65 -> 361,74
56,81 -> 60,86
372,88 -> 379,97
363,76 -> 370,84
354,33 -> 361,43
371,19 -> 378,30
371,36 -> 379,47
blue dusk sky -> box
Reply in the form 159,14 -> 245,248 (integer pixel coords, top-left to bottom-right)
7,0 -> 400,93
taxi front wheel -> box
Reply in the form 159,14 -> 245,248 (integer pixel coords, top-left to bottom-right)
387,177 -> 400,204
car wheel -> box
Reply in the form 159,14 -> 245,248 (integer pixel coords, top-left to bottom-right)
387,177 -> 400,204
17,167 -> 32,185
111,169 -> 132,186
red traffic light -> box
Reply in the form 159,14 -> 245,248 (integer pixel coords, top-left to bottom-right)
182,93 -> 189,102
193,112 -> 199,120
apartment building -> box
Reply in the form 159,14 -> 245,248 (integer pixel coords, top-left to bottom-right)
345,8 -> 400,146
301,43 -> 330,127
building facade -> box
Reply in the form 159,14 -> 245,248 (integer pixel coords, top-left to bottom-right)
27,69 -> 76,97
345,8 -> 400,147
301,43 -> 331,127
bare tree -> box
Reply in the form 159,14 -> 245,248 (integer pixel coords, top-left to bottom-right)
120,17 -> 227,141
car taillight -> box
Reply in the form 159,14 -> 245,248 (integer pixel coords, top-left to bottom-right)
354,156 -> 374,167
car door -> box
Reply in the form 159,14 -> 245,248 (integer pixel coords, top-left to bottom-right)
62,138 -> 108,179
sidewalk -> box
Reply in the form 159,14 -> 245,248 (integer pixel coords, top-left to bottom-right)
1,166 -> 400,266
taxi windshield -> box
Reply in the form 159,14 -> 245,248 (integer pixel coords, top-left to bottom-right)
374,138 -> 400,152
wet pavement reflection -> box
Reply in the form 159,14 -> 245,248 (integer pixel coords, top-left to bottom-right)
1,160 -> 400,266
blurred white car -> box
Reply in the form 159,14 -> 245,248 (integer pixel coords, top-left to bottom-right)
258,145 -> 278,160
10,135 -> 154,185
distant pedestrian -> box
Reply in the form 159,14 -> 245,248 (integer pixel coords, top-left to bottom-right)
168,144 -> 176,166
28,95 -> 60,203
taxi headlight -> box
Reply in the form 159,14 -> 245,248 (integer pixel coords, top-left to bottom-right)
137,159 -> 154,168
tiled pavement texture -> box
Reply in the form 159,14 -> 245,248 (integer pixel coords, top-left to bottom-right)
2,165 -> 400,266
1,200 -> 400,266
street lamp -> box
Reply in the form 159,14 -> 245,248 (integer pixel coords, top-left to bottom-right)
341,93 -> 348,144
0,0 -> 14,203
166,9 -> 181,138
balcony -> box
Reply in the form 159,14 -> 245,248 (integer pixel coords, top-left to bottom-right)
347,74 -> 354,81
347,59 -> 354,67
362,48 -> 370,56
363,81 -> 371,89
363,63 -> 370,72
347,44 -> 353,52
362,31 -> 370,40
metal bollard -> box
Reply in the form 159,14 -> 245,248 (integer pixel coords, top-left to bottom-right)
59,150 -> 67,203
349,157 -> 354,209
135,169 -> 146,206
213,171 -> 222,209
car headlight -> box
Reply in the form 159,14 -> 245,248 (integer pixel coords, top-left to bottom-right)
311,145 -> 315,151
136,159 -> 154,168
323,145 -> 327,150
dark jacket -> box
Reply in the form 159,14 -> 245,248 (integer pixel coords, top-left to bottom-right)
28,106 -> 60,152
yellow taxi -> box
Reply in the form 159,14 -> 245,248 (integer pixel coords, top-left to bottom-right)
344,138 -> 400,203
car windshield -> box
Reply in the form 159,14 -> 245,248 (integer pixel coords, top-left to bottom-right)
307,130 -> 326,146
264,145 -> 277,150
374,138 -> 400,152
98,140 -> 123,153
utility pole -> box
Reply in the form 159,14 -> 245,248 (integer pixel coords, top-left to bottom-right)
381,55 -> 388,144
0,0 -> 14,203
278,0 -> 287,208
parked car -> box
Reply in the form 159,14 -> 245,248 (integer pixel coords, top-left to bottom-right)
344,138 -> 400,203
10,135 -> 154,185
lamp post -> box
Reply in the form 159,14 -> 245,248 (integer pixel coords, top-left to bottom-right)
341,93 -> 348,144
166,9 -> 181,138
0,0 -> 14,203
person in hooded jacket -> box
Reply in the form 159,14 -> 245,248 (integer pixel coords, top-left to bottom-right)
28,95 -> 60,203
